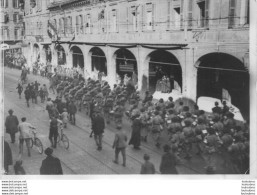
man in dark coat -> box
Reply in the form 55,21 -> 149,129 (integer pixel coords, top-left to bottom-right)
40,147 -> 63,175
5,109 -> 19,143
24,87 -> 31,107
49,116 -> 58,148
129,116 -> 142,150
159,144 -> 179,174
4,140 -> 13,174
212,101 -> 222,115
68,100 -> 77,125
92,112 -> 105,151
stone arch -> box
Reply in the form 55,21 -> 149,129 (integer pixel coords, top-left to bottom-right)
145,49 -> 183,94
88,47 -> 107,75
43,45 -> 52,64
70,45 -> 84,69
196,52 -> 249,119
113,48 -> 138,84
55,45 -> 66,65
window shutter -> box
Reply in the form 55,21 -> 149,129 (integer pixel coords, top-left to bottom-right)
13,0 -> 15,8
205,0 -> 209,28
228,0 -> 236,28
80,15 -> 83,33
188,0 -> 193,29
76,15 -> 79,34
6,0 -> 8,7
180,0 -> 184,29
152,3 -> 155,30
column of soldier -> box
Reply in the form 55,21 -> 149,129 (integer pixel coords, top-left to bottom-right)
17,69 -> 250,174
41,73 -> 248,174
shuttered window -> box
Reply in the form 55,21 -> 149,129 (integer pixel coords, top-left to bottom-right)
76,15 -> 79,34
180,0 -> 184,29
86,14 -> 91,34
205,0 -> 209,28
228,0 -> 236,28
188,0 -> 193,29
145,3 -> 154,31
13,0 -> 19,8
79,15 -> 83,33
197,0 -> 209,28
1,0 -> 8,7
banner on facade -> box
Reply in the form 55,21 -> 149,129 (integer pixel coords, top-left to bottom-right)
119,63 -> 134,72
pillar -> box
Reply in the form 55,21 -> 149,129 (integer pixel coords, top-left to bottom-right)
83,45 -> 92,79
183,48 -> 197,102
106,46 -> 116,89
137,46 -> 149,95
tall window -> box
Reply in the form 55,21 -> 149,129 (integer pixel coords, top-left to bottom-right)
76,15 -> 83,34
111,9 -> 117,32
1,0 -> 8,7
67,16 -> 72,34
79,15 -> 83,33
173,7 -> 181,30
197,0 -> 209,28
240,0 -> 249,26
228,0 -> 236,28
86,14 -> 91,34
13,0 -> 19,8
19,14 -> 23,22
13,13 -> 19,23
4,13 -> 9,23
145,3 -> 154,31
14,28 -> 19,40
4,28 -> 9,40
187,0 -> 193,29
131,6 -> 138,31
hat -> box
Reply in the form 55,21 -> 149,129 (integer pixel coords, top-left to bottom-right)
8,109 -> 13,114
44,147 -> 53,156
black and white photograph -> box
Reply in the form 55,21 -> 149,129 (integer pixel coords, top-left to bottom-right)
1,0 -> 256,180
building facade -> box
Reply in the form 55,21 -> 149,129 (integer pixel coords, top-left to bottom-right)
0,0 -> 25,61
23,0 -> 250,118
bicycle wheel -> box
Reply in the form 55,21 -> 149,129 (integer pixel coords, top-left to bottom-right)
34,138 -> 44,154
61,134 -> 69,149
28,138 -> 33,148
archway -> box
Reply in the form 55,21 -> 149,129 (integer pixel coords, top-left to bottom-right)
196,53 -> 249,118
43,45 -> 52,64
70,46 -> 84,69
55,45 -> 66,65
89,47 -> 107,75
147,50 -> 182,94
33,43 -> 40,63
114,49 -> 138,84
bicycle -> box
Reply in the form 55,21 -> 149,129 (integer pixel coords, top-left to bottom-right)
57,123 -> 69,149
28,131 -> 44,154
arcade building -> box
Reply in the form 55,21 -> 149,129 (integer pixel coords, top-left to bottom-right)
22,0 -> 250,119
